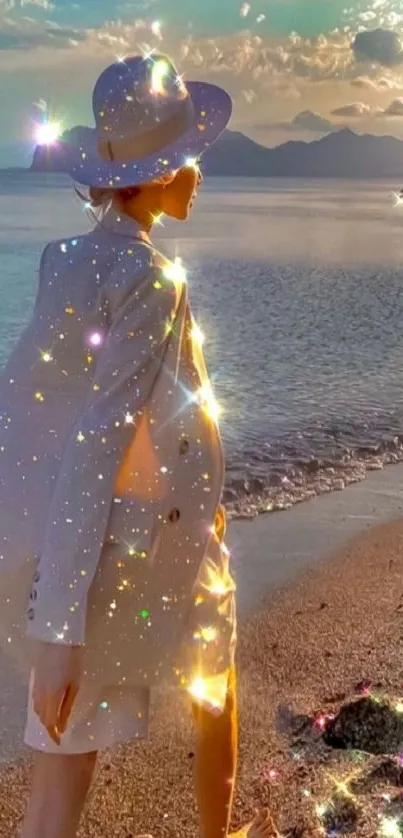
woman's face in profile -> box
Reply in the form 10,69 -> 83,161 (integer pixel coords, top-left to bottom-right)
161,163 -> 203,220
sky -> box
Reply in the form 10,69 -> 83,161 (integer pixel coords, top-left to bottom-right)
2,0 -> 403,165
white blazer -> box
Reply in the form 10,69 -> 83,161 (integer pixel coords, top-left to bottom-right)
0,206 -> 236,708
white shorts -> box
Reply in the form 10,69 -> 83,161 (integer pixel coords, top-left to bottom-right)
23,502 -> 236,754
24,672 -> 150,754
24,668 -> 232,754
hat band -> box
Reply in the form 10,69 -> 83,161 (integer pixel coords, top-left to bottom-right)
97,96 -> 195,164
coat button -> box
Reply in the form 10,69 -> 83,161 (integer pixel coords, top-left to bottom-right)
168,508 -> 181,523
179,438 -> 189,455
33,571 -> 40,583
30,590 -> 37,601
27,608 -> 35,620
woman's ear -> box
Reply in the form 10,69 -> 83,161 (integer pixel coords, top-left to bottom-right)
159,171 -> 178,188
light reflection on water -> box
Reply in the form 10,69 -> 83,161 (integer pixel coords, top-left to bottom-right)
1,173 -> 403,515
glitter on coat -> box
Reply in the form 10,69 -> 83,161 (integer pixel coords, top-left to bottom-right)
0,204 -> 236,718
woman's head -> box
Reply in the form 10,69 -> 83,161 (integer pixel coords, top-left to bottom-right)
86,161 -> 203,227
63,55 -> 231,209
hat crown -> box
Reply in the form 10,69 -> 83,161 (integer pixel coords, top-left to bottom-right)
93,54 -> 188,141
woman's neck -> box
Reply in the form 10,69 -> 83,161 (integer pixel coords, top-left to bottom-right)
114,198 -> 160,233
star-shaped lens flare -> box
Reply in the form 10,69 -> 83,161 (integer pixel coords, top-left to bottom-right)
151,60 -> 170,95
35,121 -> 61,146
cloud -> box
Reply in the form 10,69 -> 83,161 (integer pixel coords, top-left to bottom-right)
331,102 -> 372,117
351,75 -> 402,90
357,10 -> 377,25
291,110 -> 334,132
267,110 -> 336,134
0,14 -> 356,83
352,28 -> 403,67
0,0 -> 54,8
0,17 -> 85,48
0,15 -> 398,95
382,97 -> 403,116
264,99 -> 397,135
354,97 -> 403,117
0,14 -> 403,151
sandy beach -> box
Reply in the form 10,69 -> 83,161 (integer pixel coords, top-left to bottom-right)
2,465 -> 403,836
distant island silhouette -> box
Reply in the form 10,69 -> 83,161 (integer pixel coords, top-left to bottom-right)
27,126 -> 403,179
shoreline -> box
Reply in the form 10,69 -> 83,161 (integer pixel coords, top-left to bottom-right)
224,448 -> 403,523
229,460 -> 403,614
1,467 -> 403,834
1,463 -> 403,764
1,520 -> 403,837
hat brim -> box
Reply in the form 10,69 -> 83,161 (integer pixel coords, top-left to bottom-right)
53,81 -> 232,188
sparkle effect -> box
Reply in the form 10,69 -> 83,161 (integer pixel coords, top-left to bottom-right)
185,156 -> 199,170
151,59 -> 170,95
280,690 -> 403,836
87,330 -> 104,348
68,52 -> 231,191
381,817 -> 402,838
35,121 -> 61,146
163,256 -> 187,287
191,320 -> 205,346
0,205 -> 235,742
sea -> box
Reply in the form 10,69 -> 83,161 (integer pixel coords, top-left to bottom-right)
1,171 -> 403,520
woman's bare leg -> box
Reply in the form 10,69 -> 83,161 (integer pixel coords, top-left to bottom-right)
20,751 -> 97,838
192,667 -> 274,838
192,666 -> 238,838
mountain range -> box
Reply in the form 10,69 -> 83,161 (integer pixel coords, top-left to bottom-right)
30,126 -> 403,179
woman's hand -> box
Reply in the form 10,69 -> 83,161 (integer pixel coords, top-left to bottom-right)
31,641 -> 82,745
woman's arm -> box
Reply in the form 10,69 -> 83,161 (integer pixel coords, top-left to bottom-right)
27,260 -> 178,648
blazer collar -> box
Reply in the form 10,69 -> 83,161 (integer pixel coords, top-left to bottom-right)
97,205 -> 152,244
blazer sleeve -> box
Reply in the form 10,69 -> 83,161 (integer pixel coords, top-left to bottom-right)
26,260 -> 179,646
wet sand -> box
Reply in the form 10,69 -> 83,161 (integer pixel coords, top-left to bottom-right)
2,466 -> 403,835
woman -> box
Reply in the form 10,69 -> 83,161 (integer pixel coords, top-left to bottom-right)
0,55 -> 272,837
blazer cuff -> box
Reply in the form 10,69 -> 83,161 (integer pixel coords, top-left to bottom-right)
26,591 -> 87,646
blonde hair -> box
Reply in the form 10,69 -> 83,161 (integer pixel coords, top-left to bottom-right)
87,186 -> 140,208
76,172 -> 177,219
74,185 -> 140,222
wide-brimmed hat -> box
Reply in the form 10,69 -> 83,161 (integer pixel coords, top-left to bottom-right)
54,54 -> 232,188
